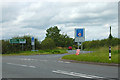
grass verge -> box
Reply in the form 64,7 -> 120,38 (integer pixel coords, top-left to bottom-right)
2,49 -> 68,56
62,46 -> 119,64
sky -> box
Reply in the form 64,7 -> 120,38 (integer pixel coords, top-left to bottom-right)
1,0 -> 119,41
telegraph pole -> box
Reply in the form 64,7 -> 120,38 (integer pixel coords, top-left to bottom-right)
109,26 -> 112,60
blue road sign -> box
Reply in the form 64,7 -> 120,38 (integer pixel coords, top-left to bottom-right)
75,28 -> 85,42
76,29 -> 83,37
31,37 -> 34,42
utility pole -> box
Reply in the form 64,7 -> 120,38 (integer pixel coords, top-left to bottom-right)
109,26 -> 113,39
109,26 -> 112,60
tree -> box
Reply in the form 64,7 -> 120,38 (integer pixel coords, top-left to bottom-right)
46,26 -> 61,46
46,26 -> 74,47
41,38 -> 56,49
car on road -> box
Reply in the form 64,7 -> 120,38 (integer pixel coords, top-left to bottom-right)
68,46 -> 72,50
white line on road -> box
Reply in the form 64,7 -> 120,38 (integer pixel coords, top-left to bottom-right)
7,63 -> 36,68
58,61 -> 63,63
52,70 -> 103,79
21,58 -> 35,61
20,65 -> 27,67
64,62 -> 71,63
29,66 -> 36,68
58,61 -> 70,63
21,58 -> 48,62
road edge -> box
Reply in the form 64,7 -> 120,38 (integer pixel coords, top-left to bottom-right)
59,58 -> 118,67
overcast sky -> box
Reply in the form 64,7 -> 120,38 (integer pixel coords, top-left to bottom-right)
1,1 -> 119,41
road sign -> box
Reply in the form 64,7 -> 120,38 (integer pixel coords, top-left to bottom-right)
10,39 -> 26,44
31,37 -> 34,45
75,28 -> 85,42
19,39 -> 26,43
31,37 -> 35,51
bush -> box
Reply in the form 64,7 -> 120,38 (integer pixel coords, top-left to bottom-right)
83,38 -> 120,49
52,50 -> 60,54
41,38 -> 56,50
2,36 -> 41,54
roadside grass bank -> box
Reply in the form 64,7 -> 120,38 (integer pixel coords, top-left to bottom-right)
62,46 -> 119,64
2,48 -> 68,56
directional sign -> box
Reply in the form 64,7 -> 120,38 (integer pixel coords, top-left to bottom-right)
19,39 -> 26,43
10,39 -> 19,43
10,39 -> 26,44
75,28 -> 85,42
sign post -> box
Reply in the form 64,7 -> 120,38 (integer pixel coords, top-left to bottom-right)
9,39 -> 26,51
75,28 -> 85,53
31,37 -> 35,51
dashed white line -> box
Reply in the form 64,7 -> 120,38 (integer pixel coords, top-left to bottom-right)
29,66 -> 36,68
20,65 -> 27,67
7,63 -> 36,68
52,70 -> 103,79
58,61 -> 63,63
64,62 -> 71,63
58,61 -> 70,63
21,58 -> 48,62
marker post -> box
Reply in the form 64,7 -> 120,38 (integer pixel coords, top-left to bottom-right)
109,46 -> 111,60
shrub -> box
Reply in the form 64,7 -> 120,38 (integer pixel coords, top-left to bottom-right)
41,38 -> 56,50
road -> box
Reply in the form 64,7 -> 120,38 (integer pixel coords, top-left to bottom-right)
2,51 -> 118,79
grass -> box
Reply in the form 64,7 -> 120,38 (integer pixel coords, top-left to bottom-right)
2,49 -> 68,56
62,46 -> 119,64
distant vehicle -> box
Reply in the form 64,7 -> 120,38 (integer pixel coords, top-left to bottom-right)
68,46 -> 72,50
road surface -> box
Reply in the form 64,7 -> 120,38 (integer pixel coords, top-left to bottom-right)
2,51 -> 118,79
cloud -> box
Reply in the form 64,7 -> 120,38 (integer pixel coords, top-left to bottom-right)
1,1 -> 118,41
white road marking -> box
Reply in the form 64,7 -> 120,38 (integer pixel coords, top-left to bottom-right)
29,66 -> 36,68
21,58 -> 48,62
58,61 -> 63,63
20,65 -> 27,67
52,70 -> 103,79
7,63 -> 36,68
58,61 -> 70,63
21,58 -> 35,61
64,62 -> 70,63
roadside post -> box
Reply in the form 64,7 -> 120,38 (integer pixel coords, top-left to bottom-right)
109,46 -> 111,60
75,28 -> 85,54
9,39 -> 26,51
31,37 -> 35,51
19,39 -> 26,51
109,26 -> 112,60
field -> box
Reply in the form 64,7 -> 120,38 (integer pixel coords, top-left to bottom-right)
62,46 -> 119,64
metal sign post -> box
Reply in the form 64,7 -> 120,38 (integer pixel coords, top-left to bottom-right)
22,43 -> 23,51
75,28 -> 85,51
31,37 -> 35,51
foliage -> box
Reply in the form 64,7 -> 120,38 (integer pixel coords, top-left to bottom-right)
46,26 -> 61,46
46,26 -> 74,47
2,36 -> 41,54
41,38 -> 56,50
82,38 -> 120,50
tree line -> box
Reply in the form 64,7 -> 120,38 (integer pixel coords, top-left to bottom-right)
1,26 -> 120,54
1,26 -> 74,54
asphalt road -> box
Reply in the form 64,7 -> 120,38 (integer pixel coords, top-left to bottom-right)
2,51 -> 118,79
